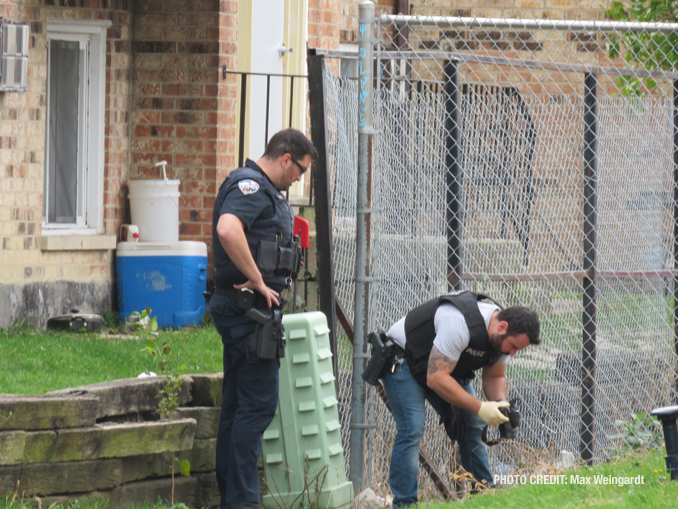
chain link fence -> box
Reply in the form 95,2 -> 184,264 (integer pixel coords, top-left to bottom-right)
318,13 -> 678,502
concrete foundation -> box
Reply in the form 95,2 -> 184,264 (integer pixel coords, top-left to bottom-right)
0,281 -> 114,330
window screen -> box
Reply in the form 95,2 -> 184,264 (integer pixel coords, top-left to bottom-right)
45,39 -> 81,224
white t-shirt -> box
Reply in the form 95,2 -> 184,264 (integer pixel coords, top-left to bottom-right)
387,301 -> 508,365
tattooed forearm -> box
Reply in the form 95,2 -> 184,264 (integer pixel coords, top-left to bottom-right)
427,346 -> 457,377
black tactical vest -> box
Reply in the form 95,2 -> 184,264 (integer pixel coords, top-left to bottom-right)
213,160 -> 294,292
404,291 -> 503,388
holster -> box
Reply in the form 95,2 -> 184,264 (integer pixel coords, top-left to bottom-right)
362,331 -> 397,385
245,308 -> 286,360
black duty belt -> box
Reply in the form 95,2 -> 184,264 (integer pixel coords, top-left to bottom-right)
213,286 -> 242,299
213,287 -> 276,310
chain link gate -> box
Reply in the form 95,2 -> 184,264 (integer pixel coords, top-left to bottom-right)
310,8 -> 678,502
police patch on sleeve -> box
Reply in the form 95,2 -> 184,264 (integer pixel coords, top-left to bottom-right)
238,179 -> 260,195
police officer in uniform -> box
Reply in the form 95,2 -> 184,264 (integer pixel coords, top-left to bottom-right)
210,128 -> 318,509
380,292 -> 540,507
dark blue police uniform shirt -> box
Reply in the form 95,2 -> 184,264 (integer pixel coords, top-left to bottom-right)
219,160 -> 279,229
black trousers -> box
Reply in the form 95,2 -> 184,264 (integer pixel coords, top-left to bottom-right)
209,294 -> 279,508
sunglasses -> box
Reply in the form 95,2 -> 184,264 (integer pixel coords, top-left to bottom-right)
290,157 -> 309,175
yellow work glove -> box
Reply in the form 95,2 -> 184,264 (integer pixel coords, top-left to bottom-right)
478,401 -> 510,426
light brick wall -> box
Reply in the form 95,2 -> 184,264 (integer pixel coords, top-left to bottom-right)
0,0 -> 132,286
337,0 -> 610,47
106,4 -> 133,257
339,0 -> 392,45
406,0 -> 607,20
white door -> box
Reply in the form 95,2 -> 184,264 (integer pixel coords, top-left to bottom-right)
243,0 -> 285,159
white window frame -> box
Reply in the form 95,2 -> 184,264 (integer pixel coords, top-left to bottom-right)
43,19 -> 110,235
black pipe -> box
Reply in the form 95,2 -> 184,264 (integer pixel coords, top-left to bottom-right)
224,69 -> 307,78
664,419 -> 678,479
444,60 -> 461,291
265,74 -> 271,145
581,72 -> 599,465
238,73 -> 247,168
289,76 -> 295,128
652,406 -> 678,480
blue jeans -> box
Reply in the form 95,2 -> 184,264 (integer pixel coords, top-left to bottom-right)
209,294 -> 280,508
382,360 -> 492,507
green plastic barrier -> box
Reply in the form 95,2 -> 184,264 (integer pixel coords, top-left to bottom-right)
261,311 -> 353,509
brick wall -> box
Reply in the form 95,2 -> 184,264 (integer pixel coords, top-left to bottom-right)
338,0 -> 608,46
0,0 -> 240,326
215,0 -> 238,242
0,0 -> 131,287
216,0 -> 237,181
131,0 -> 221,252
407,0 -> 606,21
309,0 -> 340,50
339,0 -> 393,45
105,2 -> 133,274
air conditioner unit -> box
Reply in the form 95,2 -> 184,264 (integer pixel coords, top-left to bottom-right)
0,22 -> 29,92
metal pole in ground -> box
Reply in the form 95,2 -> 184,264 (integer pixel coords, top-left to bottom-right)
308,52 -> 340,379
444,60 -> 462,292
350,0 -> 375,494
673,79 -> 678,401
580,72 -> 598,465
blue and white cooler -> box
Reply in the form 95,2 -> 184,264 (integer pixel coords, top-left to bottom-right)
116,241 -> 207,328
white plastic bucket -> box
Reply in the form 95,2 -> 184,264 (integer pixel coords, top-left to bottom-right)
128,179 -> 181,242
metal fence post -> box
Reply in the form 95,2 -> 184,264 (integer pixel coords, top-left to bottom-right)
307,52 -> 340,378
319,13 -> 678,490
581,72 -> 598,465
674,79 -> 678,401
444,60 -> 462,291
350,0 -> 375,494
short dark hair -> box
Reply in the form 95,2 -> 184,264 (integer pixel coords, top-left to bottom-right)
263,128 -> 318,162
497,306 -> 540,345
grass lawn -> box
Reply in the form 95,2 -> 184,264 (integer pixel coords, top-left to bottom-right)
0,325 -> 223,395
0,449 -> 675,509
442,448 -> 678,509
3,317 -> 678,509
0,497 -> 178,509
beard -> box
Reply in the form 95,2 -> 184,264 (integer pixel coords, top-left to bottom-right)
489,333 -> 507,356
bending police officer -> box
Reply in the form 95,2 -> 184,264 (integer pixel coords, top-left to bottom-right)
380,291 -> 540,507
210,128 -> 318,509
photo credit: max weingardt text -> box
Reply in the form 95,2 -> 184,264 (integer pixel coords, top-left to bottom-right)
493,474 -> 646,486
